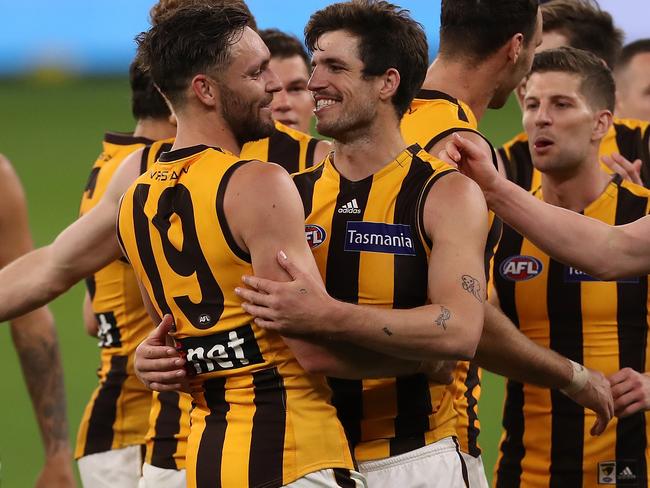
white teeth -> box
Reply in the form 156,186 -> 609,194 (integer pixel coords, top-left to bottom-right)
316,99 -> 338,110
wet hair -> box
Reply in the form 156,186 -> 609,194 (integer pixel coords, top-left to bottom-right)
129,59 -> 170,120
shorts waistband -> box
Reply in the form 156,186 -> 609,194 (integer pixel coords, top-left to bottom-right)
358,436 -> 458,473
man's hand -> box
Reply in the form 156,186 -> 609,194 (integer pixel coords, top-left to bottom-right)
608,367 -> 650,418
35,450 -> 76,488
134,314 -> 188,392
565,368 -> 614,436
443,133 -> 501,193
235,251 -> 335,337
601,153 -> 643,186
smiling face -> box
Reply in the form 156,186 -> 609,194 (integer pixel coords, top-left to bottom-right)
218,27 -> 281,146
523,71 -> 600,175
269,55 -> 314,133
308,30 -> 380,141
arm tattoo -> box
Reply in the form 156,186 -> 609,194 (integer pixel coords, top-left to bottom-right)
382,327 -> 394,336
435,306 -> 451,330
461,274 -> 484,303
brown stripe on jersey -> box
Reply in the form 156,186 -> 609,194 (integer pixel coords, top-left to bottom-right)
293,164 -> 325,218
390,151 -> 435,455
464,364 -> 481,457
216,160 -> 252,263
503,140 -> 535,191
85,276 -> 96,300
494,224 -> 525,488
614,186 -> 649,482
268,129 -> 301,174
139,146 -> 151,175
83,355 -> 128,455
83,166 -> 101,200
614,123 -> 646,166
150,391 -> 182,469
334,468 -> 357,487
325,174 -> 373,449
642,127 -> 650,188
305,138 -> 320,168
248,368 -> 287,488
547,258 -> 584,487
196,377 -> 229,487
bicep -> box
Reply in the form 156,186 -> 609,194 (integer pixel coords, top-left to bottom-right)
0,157 -> 35,264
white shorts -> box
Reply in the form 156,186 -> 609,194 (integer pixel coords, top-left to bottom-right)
78,445 -> 144,488
138,463 -> 186,488
460,452 -> 489,488
284,468 -> 367,487
358,436 -> 470,488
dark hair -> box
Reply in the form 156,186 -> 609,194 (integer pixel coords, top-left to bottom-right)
259,28 -> 310,71
615,39 -> 650,73
541,0 -> 623,68
149,0 -> 258,31
137,4 -> 250,107
305,0 -> 427,119
439,0 -> 538,60
129,59 -> 171,120
530,47 -> 616,112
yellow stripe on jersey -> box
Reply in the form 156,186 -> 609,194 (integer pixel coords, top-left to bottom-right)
75,132 -> 155,459
293,144 -> 458,461
118,144 -> 352,487
493,176 -> 650,487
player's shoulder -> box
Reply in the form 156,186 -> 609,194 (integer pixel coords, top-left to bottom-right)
618,176 -> 650,199
406,89 -> 478,127
273,121 -> 316,143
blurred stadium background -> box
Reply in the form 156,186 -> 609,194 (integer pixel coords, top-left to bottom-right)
0,0 -> 645,485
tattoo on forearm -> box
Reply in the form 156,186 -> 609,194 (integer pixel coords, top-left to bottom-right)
383,327 -> 393,336
435,306 -> 451,330
461,274 -> 484,303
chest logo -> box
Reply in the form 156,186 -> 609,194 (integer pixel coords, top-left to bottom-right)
338,198 -> 361,214
564,266 -> 639,284
305,224 -> 327,249
499,255 -> 543,281
344,221 -> 416,256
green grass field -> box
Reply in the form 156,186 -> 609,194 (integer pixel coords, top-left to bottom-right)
0,76 -> 521,486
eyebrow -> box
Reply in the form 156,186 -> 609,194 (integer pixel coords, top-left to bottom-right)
311,55 -> 348,68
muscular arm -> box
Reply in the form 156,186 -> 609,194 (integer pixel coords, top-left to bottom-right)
0,155 -> 74,486
0,149 -> 144,321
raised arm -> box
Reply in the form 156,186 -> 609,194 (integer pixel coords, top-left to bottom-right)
0,155 -> 75,487
0,149 -> 144,321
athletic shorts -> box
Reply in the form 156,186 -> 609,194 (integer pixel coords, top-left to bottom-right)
358,436 -> 470,488
283,468 -> 366,487
78,444 -> 144,488
138,463 -> 186,488
460,452 -> 489,488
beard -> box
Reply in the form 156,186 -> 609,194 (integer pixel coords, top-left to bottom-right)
220,84 -> 275,147
316,95 -> 377,143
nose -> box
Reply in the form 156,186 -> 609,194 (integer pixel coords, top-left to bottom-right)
535,102 -> 552,127
266,69 -> 282,94
307,65 -> 326,92
272,88 -> 291,113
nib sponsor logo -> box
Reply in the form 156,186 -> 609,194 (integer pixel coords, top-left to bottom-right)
338,198 -> 361,214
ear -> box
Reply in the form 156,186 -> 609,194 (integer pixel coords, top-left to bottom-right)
507,33 -> 525,64
592,109 -> 613,141
190,74 -> 219,108
378,68 -> 401,103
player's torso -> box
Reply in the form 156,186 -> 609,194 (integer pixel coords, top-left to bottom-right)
118,145 -> 353,486
493,177 -> 650,488
294,144 -> 458,462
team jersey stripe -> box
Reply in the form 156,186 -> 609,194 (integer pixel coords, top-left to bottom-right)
547,258 -> 584,487
268,129 -> 300,174
293,163 -> 325,219
333,468 -> 357,488
83,355 -> 128,455
140,146 -> 151,176
216,160 -> 252,263
150,391 -> 183,469
390,375 -> 431,456
464,364 -> 481,457
306,137 -> 320,167
614,187 -> 649,483
505,139 -> 535,191
248,368 -> 287,488
85,275 -> 96,300
196,377 -> 229,487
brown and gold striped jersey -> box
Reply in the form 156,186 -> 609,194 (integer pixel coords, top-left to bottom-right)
75,132 -> 155,459
500,118 -> 650,190
118,144 -> 353,487
293,144 -> 458,461
493,175 -> 650,488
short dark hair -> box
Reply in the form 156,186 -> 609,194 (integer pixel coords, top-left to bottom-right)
439,0 -> 539,60
530,47 -> 616,112
136,4 -> 250,107
129,59 -> 171,120
615,39 -> 650,73
259,28 -> 310,72
149,0 -> 258,31
304,0 -> 427,119
541,0 -> 623,68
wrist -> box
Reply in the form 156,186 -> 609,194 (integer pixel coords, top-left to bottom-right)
325,298 -> 348,339
560,360 -> 589,396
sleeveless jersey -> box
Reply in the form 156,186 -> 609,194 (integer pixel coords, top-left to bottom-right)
500,117 -> 650,190
75,132 -> 155,459
401,89 -> 499,457
293,144 -> 459,461
493,176 -> 650,488
117,145 -> 353,488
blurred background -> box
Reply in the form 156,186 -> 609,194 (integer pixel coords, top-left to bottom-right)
0,0 -> 645,485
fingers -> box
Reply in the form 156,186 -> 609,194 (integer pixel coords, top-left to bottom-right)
235,285 -> 273,307
617,400 -> 645,418
613,389 -> 643,416
601,154 -> 643,185
277,250 -> 300,279
241,274 -> 274,294
241,301 -> 276,321
146,314 -> 176,346
443,139 -> 462,164
453,132 -> 482,159
590,416 -> 608,436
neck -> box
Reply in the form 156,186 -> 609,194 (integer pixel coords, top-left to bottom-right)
331,113 -> 407,181
132,118 -> 177,141
540,152 -> 612,212
421,56 -> 496,121
172,106 -> 242,156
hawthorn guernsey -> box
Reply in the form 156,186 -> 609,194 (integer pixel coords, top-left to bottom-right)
344,222 -> 416,256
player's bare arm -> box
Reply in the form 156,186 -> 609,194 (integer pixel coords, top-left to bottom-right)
0,149 -> 144,322
451,133 -> 650,280
0,155 -> 75,487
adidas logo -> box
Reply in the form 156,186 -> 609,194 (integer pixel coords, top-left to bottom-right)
338,198 -> 361,214
618,467 -> 636,480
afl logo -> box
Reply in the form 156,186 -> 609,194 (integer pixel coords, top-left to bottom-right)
500,255 -> 543,281
305,224 -> 327,249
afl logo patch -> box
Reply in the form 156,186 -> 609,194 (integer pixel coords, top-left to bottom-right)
305,224 -> 327,249
499,255 -> 543,281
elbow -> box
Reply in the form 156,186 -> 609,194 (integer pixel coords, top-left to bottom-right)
444,316 -> 483,361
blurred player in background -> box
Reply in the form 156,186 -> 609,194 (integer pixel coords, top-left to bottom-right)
615,39 -> 650,122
